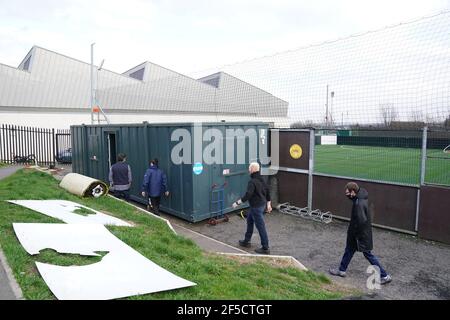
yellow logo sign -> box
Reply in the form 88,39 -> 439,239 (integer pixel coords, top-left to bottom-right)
290,144 -> 302,159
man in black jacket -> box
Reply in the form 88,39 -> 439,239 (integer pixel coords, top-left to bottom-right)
232,162 -> 272,254
329,182 -> 392,285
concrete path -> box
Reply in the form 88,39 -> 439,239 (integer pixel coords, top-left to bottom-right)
171,223 -> 247,254
0,165 -> 24,300
0,165 -> 22,180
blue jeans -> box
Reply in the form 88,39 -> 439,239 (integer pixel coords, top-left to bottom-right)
339,246 -> 388,278
244,205 -> 269,249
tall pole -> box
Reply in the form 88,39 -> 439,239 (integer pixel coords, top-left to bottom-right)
90,43 -> 95,124
415,126 -> 428,232
420,126 -> 428,186
308,128 -> 315,210
330,91 -> 334,125
325,84 -> 329,126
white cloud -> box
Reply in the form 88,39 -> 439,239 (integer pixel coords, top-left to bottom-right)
0,0 -> 448,73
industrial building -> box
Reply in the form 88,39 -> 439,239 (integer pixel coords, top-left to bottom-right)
0,46 -> 289,129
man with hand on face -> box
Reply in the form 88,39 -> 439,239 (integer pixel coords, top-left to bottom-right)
232,162 -> 272,255
329,182 -> 392,285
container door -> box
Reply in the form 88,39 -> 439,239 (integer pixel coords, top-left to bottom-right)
107,133 -> 117,169
87,132 -> 102,179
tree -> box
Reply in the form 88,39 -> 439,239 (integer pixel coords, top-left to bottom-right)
290,120 -> 317,129
444,115 -> 450,128
379,104 -> 398,127
408,111 -> 424,123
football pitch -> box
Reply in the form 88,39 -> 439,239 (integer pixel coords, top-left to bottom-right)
314,145 -> 450,186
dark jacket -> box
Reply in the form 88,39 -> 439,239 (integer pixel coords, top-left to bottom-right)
141,165 -> 168,197
346,187 -> 373,252
241,171 -> 271,208
109,162 -> 132,190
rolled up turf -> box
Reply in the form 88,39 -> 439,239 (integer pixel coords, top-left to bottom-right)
59,173 -> 109,198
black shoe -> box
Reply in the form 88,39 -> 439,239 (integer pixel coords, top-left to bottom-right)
238,240 -> 251,248
147,205 -> 160,216
255,247 -> 270,255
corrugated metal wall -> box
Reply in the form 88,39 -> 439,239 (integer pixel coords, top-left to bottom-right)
71,122 -> 269,222
0,47 -> 288,118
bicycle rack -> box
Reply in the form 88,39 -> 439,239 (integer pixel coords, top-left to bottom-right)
276,202 -> 333,224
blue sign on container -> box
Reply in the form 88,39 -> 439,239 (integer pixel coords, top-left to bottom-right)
193,162 -> 203,175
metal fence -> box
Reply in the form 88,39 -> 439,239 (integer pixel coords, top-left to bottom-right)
0,124 -> 71,166
55,129 -> 72,164
274,128 -> 450,243
425,129 -> 450,186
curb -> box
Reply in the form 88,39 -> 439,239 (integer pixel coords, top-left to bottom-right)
0,245 -> 24,300
107,195 -> 177,234
171,223 -> 248,254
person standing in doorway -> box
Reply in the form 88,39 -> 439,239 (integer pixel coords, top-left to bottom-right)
109,153 -> 132,201
232,162 -> 272,254
141,158 -> 169,216
329,182 -> 392,285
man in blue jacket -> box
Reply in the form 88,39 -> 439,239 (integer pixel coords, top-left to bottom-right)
109,153 -> 132,201
141,159 -> 169,216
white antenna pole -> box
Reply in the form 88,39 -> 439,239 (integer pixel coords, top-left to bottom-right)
325,84 -> 329,126
90,43 -> 95,124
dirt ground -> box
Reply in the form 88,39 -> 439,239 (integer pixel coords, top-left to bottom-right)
161,209 -> 450,300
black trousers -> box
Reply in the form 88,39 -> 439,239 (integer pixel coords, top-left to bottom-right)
113,189 -> 130,201
148,196 -> 161,215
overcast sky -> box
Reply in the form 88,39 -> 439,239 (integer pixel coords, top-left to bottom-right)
0,0 -> 449,75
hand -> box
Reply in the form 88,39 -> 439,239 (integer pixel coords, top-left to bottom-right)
165,191 -> 170,197
141,191 -> 146,197
232,202 -> 238,209
266,203 -> 272,213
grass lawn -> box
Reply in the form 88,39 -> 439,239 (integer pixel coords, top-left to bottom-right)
0,169 -> 354,300
0,162 -> 7,168
315,145 -> 450,186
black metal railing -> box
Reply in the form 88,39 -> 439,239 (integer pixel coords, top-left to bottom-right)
0,124 -> 71,166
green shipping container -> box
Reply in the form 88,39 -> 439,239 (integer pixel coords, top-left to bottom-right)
71,122 -> 269,222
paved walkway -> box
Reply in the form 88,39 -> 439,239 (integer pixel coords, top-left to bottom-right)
0,165 -> 24,300
171,223 -> 247,254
